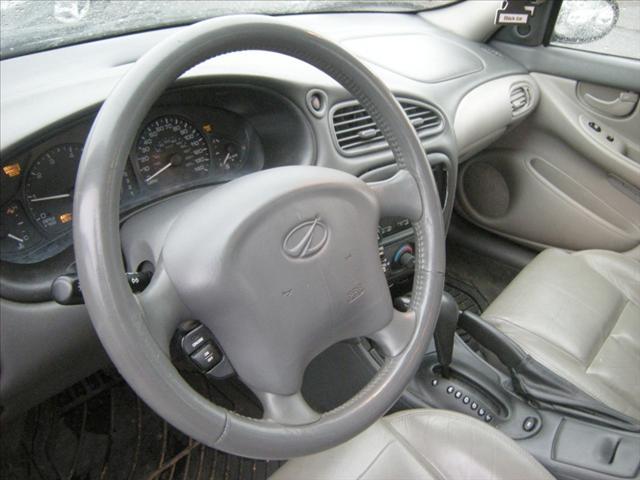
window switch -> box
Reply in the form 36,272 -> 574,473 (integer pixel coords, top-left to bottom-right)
588,121 -> 601,132
190,343 -> 222,371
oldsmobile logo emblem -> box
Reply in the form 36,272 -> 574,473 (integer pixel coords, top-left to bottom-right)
283,217 -> 328,259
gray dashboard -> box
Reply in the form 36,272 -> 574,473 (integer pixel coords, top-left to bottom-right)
0,12 -> 532,419
1,83 -> 309,263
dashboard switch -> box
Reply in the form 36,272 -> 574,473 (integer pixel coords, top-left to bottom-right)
181,324 -> 212,355
393,244 -> 415,268
125,271 -> 153,293
51,270 -> 153,305
190,343 -> 222,371
51,274 -> 83,305
399,252 -> 415,269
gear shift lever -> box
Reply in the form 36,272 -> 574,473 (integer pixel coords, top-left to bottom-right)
434,292 -> 460,378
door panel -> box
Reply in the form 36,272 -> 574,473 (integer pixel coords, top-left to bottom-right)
458,1 -> 640,252
457,73 -> 640,252
492,42 -> 640,92
524,73 -> 639,184
577,81 -> 639,118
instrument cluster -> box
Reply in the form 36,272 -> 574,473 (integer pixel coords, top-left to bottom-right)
0,106 -> 263,264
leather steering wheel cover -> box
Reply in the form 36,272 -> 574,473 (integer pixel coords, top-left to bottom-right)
73,15 -> 445,459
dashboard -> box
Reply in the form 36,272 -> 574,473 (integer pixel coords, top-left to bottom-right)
0,11 -> 538,421
1,103 -> 263,264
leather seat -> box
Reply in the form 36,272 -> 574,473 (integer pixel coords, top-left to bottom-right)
483,247 -> 640,421
272,409 -> 553,479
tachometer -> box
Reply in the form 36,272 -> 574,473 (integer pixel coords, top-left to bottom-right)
134,116 -> 211,189
24,143 -> 81,237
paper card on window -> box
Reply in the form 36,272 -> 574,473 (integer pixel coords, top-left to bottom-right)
495,0 -> 536,25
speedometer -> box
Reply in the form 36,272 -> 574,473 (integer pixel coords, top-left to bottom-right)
134,116 -> 211,189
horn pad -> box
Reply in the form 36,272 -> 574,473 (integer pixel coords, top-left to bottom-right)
162,166 -> 392,395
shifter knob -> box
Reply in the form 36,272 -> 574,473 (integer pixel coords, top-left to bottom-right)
434,292 -> 460,378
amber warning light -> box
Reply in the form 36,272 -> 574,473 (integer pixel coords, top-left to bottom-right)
3,163 -> 21,177
59,213 -> 73,224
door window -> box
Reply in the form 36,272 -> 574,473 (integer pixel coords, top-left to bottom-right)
550,0 -> 640,60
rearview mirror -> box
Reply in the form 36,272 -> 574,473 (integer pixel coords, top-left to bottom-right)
553,0 -> 619,44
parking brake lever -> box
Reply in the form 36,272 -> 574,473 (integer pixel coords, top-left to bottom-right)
434,291 -> 460,378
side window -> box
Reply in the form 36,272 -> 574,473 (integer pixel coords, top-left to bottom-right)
550,0 -> 640,60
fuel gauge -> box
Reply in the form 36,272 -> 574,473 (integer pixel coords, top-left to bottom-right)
212,138 -> 245,173
1,201 -> 42,257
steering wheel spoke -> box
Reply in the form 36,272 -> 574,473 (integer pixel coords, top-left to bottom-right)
368,168 -> 423,222
368,309 -> 417,357
136,262 -> 190,354
255,390 -> 321,426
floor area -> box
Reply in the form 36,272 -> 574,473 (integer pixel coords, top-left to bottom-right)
445,242 -> 522,310
0,370 -> 282,480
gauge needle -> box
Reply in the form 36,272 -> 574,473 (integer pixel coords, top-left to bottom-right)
7,233 -> 24,243
222,153 -> 231,166
145,162 -> 172,183
30,193 -> 71,202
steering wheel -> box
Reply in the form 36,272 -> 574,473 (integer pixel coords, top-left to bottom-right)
74,16 -> 445,459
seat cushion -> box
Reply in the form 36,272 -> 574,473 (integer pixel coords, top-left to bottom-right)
483,247 -> 640,421
271,409 -> 553,480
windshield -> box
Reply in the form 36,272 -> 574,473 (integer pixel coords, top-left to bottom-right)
0,0 -> 454,59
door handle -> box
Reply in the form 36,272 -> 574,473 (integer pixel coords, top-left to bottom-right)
583,91 -> 638,117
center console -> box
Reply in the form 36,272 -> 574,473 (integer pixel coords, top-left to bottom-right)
377,216 -> 414,293
374,231 -> 640,480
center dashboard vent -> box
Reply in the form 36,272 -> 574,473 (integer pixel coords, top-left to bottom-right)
510,85 -> 531,115
331,98 -> 443,155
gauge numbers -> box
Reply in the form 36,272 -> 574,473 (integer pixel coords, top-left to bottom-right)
24,143 -> 81,237
135,116 -> 211,189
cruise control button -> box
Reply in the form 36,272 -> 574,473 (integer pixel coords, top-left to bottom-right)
182,325 -> 211,355
470,402 -> 478,410
190,343 -> 222,371
446,386 -> 455,394
485,414 -> 493,422
462,396 -> 470,404
478,408 -> 486,416
454,391 -> 462,399
431,379 -> 439,386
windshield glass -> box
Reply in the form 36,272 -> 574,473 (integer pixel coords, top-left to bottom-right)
0,0 -> 454,59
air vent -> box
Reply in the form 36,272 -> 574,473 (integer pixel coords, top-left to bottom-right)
510,85 -> 530,115
331,99 -> 443,155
